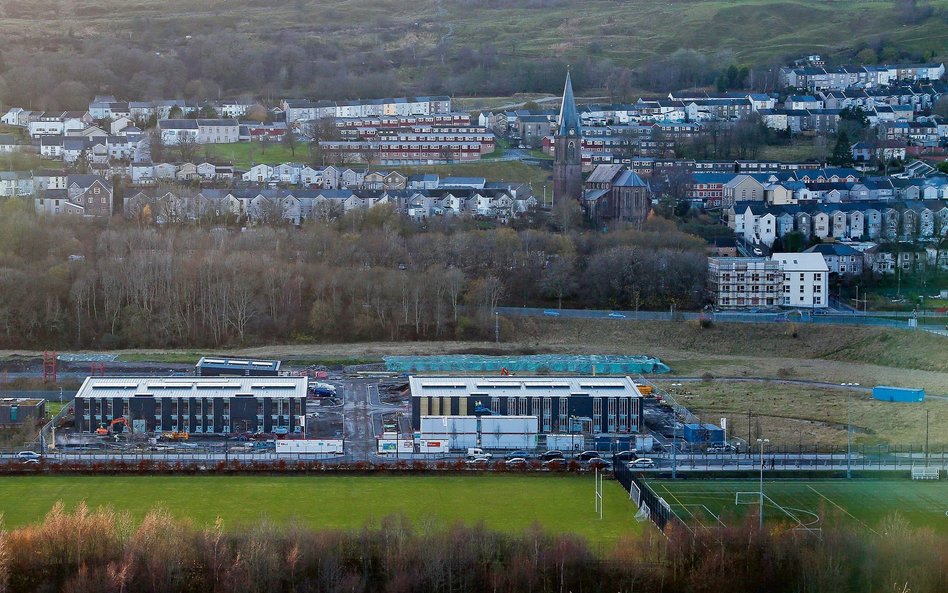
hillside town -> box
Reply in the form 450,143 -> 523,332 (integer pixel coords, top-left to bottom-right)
1,1 -> 947,589
0,55 -> 947,309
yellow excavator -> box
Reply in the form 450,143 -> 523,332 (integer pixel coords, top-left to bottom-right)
161,431 -> 190,441
96,417 -> 130,436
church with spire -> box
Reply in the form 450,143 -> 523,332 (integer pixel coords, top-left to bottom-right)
552,70 -> 584,207
552,70 -> 652,227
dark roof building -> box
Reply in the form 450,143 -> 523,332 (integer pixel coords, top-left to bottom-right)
196,357 -> 282,376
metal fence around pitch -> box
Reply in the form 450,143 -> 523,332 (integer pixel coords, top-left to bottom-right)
614,458 -> 675,532
662,443 -> 948,472
495,306 -> 946,335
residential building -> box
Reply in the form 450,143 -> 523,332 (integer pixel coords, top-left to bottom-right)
707,257 -> 784,309
803,243 -> 864,276
772,252 -> 829,308
158,119 -> 240,144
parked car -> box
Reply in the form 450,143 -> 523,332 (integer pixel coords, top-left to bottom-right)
575,450 -> 601,461
706,443 -> 734,453
543,310 -> 560,317
541,459 -> 565,470
17,451 -> 41,461
586,458 -> 609,469
465,456 -> 490,467
21,458 -> 39,465
505,457 -> 528,467
505,450 -> 532,460
613,450 -> 638,461
627,458 -> 655,468
607,312 -> 626,318
539,450 -> 565,461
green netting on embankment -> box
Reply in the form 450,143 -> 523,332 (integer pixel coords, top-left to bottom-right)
383,355 -> 670,374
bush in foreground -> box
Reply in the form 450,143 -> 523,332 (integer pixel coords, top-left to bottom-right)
0,504 -> 945,593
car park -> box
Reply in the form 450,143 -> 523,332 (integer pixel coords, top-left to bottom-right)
539,450 -> 565,461
627,458 -> 655,468
575,450 -> 601,461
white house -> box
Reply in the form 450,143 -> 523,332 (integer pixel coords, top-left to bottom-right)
158,119 -> 239,144
772,252 -> 829,309
243,164 -> 274,183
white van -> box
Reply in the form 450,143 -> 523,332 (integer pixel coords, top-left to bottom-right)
466,448 -> 492,459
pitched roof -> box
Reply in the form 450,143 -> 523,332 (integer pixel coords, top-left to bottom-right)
804,243 -> 860,257
771,252 -> 828,272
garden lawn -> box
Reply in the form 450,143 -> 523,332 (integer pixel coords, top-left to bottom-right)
0,475 -> 641,543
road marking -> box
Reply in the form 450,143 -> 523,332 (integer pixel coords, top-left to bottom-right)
806,485 -> 879,535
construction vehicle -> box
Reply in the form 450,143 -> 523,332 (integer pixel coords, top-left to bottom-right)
499,367 -> 512,376
161,431 -> 190,441
95,417 -> 131,436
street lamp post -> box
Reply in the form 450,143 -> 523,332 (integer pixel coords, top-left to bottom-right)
841,382 -> 859,479
757,437 -> 769,531
494,312 -> 499,344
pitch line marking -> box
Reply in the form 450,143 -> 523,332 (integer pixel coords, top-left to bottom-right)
656,483 -> 695,522
806,485 -> 879,535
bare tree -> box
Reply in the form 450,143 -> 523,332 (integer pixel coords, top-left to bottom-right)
282,129 -> 299,157
176,133 -> 199,162
540,254 -> 577,309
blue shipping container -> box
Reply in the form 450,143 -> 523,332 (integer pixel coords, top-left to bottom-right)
703,423 -> 725,444
872,386 -> 925,403
683,423 -> 725,443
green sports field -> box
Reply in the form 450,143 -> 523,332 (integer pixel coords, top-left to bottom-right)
0,475 -> 640,542
648,479 -> 948,534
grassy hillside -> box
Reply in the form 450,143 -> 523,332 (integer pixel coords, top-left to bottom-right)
667,380 -> 948,446
1,0 -> 946,102
5,0 -> 943,67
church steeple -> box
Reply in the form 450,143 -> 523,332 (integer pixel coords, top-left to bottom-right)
552,70 -> 584,208
557,70 -> 581,137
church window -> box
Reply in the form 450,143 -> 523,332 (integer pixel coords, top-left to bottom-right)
567,141 -> 576,161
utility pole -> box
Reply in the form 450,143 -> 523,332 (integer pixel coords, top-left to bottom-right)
494,311 -> 499,343
747,409 -> 752,456
757,437 -> 769,531
925,409 -> 930,467
840,383 -> 859,476
846,386 -> 852,479
672,422 -> 677,479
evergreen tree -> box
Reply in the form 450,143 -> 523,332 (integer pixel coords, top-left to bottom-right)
829,131 -> 852,166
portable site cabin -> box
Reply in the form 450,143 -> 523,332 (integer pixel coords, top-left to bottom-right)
196,357 -> 282,377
